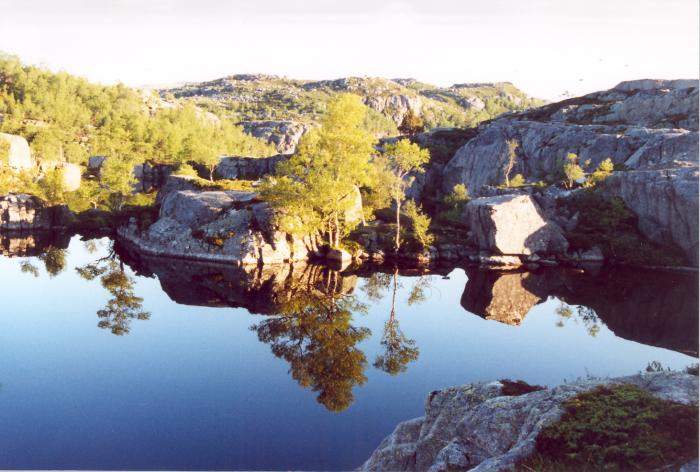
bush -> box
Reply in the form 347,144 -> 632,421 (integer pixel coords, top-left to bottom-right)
509,173 -> 525,187
517,384 -> 698,471
403,199 -> 433,248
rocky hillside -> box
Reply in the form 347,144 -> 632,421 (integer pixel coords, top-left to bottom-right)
434,79 -> 699,266
160,75 -> 543,153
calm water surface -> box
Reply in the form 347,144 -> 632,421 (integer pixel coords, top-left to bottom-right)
0,235 -> 697,470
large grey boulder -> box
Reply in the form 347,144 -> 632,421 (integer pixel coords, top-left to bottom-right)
0,133 -> 34,170
119,186 -> 318,265
359,372 -> 698,472
464,194 -> 568,256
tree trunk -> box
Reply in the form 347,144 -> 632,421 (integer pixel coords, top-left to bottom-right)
394,196 -> 401,252
209,167 -> 214,182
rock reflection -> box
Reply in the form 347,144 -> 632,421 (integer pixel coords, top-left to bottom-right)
462,268 -> 698,356
77,244 -> 150,336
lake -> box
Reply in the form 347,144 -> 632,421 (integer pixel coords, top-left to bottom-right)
0,234 -> 697,470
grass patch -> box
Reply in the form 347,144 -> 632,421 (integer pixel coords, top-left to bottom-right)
189,177 -> 257,192
517,384 -> 698,471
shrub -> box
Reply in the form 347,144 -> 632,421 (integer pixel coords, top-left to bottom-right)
563,153 -> 584,189
517,384 -> 698,471
584,158 -> 614,188
403,199 -> 434,248
509,173 -> 525,187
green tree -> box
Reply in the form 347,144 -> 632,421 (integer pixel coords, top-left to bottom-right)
380,139 -> 430,252
398,108 -> 424,136
261,94 -> 377,247
404,199 -> 433,248
99,156 -> 138,211
37,167 -> 67,205
504,139 -> 519,187
563,153 -> 584,189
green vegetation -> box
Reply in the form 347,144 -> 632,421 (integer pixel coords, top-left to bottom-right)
434,183 -> 470,234
261,94 -> 378,248
503,139 -> 519,187
584,158 -> 614,188
166,75 -> 543,130
403,199 -> 434,248
0,53 -> 273,211
517,384 -> 698,471
379,139 -> 430,251
563,152 -> 585,189
559,190 -> 686,265
398,108 -> 424,136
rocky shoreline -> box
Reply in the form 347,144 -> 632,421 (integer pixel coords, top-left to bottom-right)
359,372 -> 699,472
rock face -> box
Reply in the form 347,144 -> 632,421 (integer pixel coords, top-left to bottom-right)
132,162 -> 174,192
0,133 -> 34,170
240,121 -> 311,154
464,194 -> 568,256
119,176 -> 327,265
441,79 -> 699,266
0,194 -> 70,230
603,165 -> 699,266
215,154 -> 288,180
359,372 -> 698,472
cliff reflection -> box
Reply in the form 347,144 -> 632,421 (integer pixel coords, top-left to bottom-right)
462,268 -> 698,356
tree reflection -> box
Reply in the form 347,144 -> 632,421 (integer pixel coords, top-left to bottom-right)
40,246 -> 66,277
555,301 -> 601,337
252,269 -> 370,412
364,269 -> 424,376
76,245 -> 150,336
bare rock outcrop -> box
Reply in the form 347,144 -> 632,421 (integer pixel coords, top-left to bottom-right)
119,175 -> 364,265
240,121 -> 311,154
359,372 -> 698,472
0,132 -> 34,170
441,79 -> 699,266
463,194 -> 568,256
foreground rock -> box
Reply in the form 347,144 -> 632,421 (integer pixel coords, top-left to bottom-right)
360,372 -> 698,472
464,194 -> 568,258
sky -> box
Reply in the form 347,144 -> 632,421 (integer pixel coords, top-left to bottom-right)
0,0 -> 697,100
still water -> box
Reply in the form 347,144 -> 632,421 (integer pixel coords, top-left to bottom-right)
0,234 -> 697,470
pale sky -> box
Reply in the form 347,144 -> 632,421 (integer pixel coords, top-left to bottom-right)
0,0 -> 697,100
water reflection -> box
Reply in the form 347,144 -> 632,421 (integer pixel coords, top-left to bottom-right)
462,268 -> 698,356
76,243 -> 150,335
252,269 -> 370,412
364,270 -> 421,376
